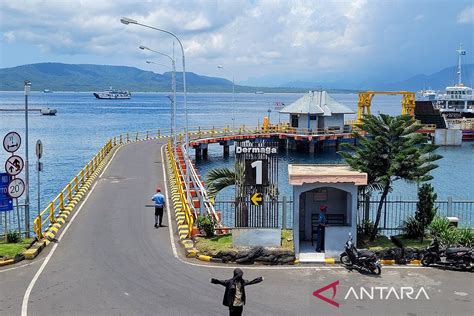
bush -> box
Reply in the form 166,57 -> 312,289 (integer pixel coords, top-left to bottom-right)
357,219 -> 376,237
415,184 -> 437,235
428,216 -> 451,238
458,227 -> 474,247
197,214 -> 215,237
403,216 -> 424,238
7,231 -> 21,243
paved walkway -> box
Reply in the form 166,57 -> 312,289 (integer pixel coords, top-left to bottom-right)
1,139 -> 472,316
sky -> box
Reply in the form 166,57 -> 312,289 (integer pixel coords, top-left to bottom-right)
0,0 -> 473,86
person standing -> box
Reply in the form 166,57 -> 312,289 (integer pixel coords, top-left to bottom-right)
316,204 -> 328,252
151,187 -> 165,228
211,268 -> 263,316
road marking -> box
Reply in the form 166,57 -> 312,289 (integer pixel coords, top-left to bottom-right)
160,143 -> 179,259
21,146 -> 121,316
454,291 -> 468,296
0,257 -> 45,273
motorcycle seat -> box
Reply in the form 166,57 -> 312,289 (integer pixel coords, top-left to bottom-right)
358,250 -> 375,258
445,247 -> 470,254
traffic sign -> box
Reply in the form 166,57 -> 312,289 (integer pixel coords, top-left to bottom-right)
36,139 -> 43,159
251,192 -> 263,206
3,132 -> 21,153
7,178 -> 25,199
5,155 -> 24,176
0,173 -> 13,211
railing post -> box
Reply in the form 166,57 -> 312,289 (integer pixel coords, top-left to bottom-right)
126,133 -> 129,142
120,134 -> 123,144
67,183 -> 72,201
113,136 -> 116,146
158,129 -> 161,138
282,196 -> 287,229
136,132 -> 139,141
146,131 -> 149,139
74,176 -> 79,192
49,202 -> 56,222
34,216 -> 43,239
81,169 -> 85,185
447,196 -> 453,217
59,193 -> 64,210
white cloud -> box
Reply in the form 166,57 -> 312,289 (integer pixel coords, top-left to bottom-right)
414,14 -> 424,21
3,31 -> 15,42
457,5 -> 474,24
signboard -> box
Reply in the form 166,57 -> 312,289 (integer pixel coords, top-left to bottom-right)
3,132 -> 21,153
7,178 -> 25,199
235,141 -> 279,228
36,139 -> 43,159
5,155 -> 24,176
0,173 -> 13,212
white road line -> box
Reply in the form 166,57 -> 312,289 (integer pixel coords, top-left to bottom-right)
160,144 -> 179,259
21,146 -> 121,316
0,257 -> 45,273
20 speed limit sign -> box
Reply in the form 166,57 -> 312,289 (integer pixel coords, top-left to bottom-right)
7,178 -> 25,198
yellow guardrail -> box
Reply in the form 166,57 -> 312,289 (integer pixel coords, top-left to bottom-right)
166,142 -> 194,237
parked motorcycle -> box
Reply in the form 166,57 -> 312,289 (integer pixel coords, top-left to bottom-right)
340,234 -> 381,275
421,238 -> 473,271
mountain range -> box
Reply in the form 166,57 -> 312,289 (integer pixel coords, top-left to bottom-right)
0,62 -> 472,92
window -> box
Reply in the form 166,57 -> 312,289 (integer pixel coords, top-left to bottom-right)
309,115 -> 317,120
291,115 -> 299,128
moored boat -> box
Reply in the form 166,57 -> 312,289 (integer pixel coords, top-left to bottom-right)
93,87 -> 131,99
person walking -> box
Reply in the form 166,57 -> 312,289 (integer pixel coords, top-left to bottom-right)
151,187 -> 165,228
211,268 -> 263,316
316,204 -> 328,252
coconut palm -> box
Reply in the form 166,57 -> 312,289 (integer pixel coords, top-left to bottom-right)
339,114 -> 442,241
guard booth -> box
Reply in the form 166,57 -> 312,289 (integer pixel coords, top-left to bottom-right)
288,164 -> 367,262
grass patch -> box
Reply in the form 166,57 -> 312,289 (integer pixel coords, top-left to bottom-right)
358,235 -> 432,250
0,238 -> 34,258
195,229 -> 295,255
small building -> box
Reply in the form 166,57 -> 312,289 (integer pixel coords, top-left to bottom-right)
288,164 -> 368,262
279,91 -> 354,132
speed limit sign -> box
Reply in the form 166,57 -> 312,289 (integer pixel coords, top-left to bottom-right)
7,178 -> 25,198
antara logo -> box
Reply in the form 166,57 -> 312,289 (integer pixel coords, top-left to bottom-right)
313,281 -> 430,308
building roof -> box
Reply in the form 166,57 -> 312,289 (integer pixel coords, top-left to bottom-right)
288,164 -> 368,186
279,91 -> 354,116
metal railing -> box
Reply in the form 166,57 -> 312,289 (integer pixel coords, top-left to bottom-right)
358,197 -> 474,235
213,197 -> 293,229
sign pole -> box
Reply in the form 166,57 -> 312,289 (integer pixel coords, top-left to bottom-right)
24,80 -> 31,238
36,140 -> 43,223
4,211 -> 7,242
15,198 -> 21,237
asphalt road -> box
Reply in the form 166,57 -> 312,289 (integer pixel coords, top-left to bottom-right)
1,139 -> 472,316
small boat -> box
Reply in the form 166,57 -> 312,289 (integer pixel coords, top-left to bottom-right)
255,91 -> 265,94
43,89 -> 53,93
40,107 -> 57,116
93,87 -> 131,99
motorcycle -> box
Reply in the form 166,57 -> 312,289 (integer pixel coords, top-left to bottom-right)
421,238 -> 473,271
340,234 -> 381,275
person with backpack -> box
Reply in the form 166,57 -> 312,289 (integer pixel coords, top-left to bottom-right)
211,268 -> 263,316
151,187 -> 165,228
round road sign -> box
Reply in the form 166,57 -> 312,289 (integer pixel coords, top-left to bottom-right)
7,178 -> 25,199
3,132 -> 21,153
5,155 -> 24,176
36,139 -> 43,159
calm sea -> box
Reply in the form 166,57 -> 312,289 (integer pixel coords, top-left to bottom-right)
0,91 -> 473,230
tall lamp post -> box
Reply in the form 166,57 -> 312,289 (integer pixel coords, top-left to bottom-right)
140,45 -> 177,150
217,65 -> 235,132
24,80 -> 31,237
121,17 -> 190,202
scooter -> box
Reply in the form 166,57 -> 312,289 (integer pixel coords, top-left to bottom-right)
421,238 -> 473,271
340,234 -> 381,275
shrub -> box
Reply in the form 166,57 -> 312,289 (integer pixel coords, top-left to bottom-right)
415,184 -> 437,236
458,227 -> 474,247
197,214 -> 215,237
428,216 -> 451,238
357,219 -> 376,237
403,216 -> 424,238
7,231 -> 21,243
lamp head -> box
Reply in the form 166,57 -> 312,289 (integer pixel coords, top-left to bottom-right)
146,61 -> 153,64
120,17 -> 137,25
139,45 -> 148,50
217,65 -> 224,69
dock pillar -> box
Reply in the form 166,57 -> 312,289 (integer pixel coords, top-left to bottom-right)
202,147 -> 208,159
309,141 -> 315,154
223,145 -> 230,157
195,147 -> 202,160
335,138 -> 341,151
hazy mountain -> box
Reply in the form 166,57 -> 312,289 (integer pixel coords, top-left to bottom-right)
0,62 -> 310,93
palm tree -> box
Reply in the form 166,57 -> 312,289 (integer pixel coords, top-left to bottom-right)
339,114 -> 442,241
206,168 -> 236,199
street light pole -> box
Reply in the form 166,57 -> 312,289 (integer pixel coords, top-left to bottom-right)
121,17 -> 190,202
141,46 -> 177,150
24,80 -> 31,237
217,65 -> 235,132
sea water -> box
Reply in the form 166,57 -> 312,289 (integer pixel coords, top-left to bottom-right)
0,91 -> 473,231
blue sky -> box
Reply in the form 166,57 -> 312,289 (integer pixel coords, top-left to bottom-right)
0,0 -> 473,86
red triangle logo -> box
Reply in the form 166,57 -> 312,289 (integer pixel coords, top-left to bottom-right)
313,280 -> 340,308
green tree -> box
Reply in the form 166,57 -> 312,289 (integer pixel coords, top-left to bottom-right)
415,183 -> 438,240
339,114 -> 442,241
206,168 -> 236,199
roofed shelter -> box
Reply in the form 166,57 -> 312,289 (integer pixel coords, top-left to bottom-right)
279,91 -> 354,132
288,164 -> 367,262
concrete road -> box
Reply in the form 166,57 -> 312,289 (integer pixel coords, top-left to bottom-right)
1,139 -> 472,316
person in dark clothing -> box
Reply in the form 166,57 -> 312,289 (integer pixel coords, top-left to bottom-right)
210,268 -> 263,316
316,204 -> 328,252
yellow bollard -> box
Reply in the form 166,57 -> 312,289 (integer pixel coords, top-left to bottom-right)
136,132 -> 139,141
59,193 -> 64,210
127,133 -> 129,142
67,183 -> 72,201
80,169 -> 85,185
49,202 -> 56,223
146,131 -> 149,139
120,134 -> 123,144
158,129 -> 161,137
34,216 -> 43,239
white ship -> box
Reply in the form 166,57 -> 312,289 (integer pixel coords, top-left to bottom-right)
93,87 -> 131,99
432,44 -> 473,118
